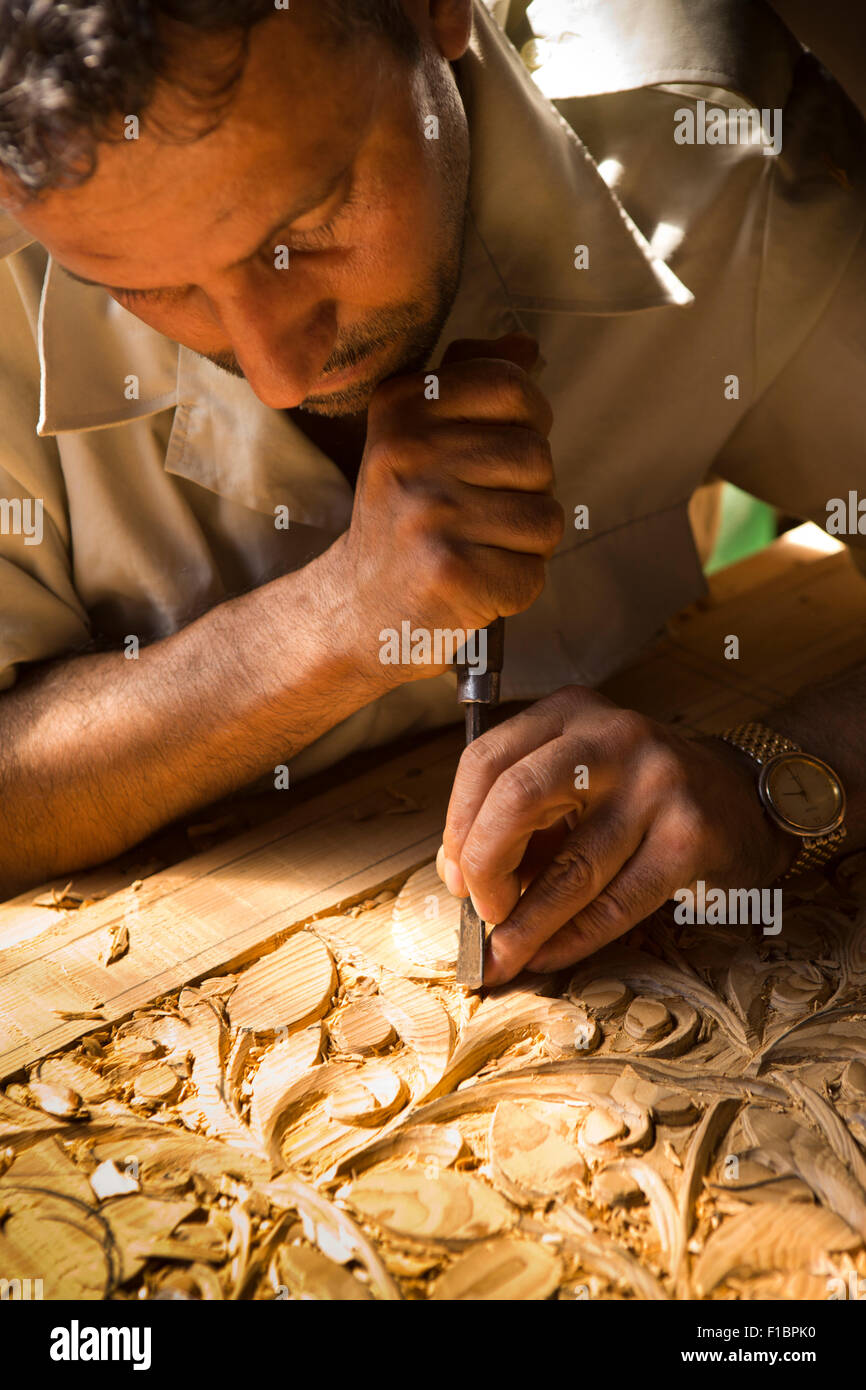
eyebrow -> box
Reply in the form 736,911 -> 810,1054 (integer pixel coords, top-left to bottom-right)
59,163 -> 353,294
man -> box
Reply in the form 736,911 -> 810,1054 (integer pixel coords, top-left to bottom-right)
0,0 -> 864,985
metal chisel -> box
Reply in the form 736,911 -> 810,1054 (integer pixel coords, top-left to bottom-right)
455,616 -> 505,989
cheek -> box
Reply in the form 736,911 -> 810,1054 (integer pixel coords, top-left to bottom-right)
348,168 -> 449,301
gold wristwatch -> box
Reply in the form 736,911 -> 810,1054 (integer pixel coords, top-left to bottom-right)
719,722 -> 847,878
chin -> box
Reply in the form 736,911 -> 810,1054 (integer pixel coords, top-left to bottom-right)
298,376 -> 378,418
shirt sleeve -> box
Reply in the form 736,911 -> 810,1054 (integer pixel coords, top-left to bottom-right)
0,248 -> 91,691
713,219 -> 866,577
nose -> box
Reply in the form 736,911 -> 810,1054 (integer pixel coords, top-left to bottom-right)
207,264 -> 337,408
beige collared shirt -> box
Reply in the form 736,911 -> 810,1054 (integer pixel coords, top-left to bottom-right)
1,0 -> 865,778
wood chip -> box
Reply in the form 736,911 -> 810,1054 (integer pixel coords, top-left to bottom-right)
98,922 -> 129,966
275,1243 -> 373,1300
227,933 -> 337,1035
26,1080 -> 85,1120
32,881 -> 86,910
89,1158 -> 141,1200
430,1237 -> 562,1300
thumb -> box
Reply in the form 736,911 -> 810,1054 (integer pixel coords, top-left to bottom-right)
439,331 -> 540,372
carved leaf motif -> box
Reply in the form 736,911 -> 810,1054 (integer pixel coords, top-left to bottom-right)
693,1203 -> 860,1296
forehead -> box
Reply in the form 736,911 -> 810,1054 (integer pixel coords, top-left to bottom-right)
5,11 -> 389,277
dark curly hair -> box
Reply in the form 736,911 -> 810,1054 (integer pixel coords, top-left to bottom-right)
0,0 -> 421,196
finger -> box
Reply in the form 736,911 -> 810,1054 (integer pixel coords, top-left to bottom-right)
524,840 -> 676,974
436,819 -> 570,906
436,842 -> 466,898
459,735 -> 599,926
442,698 -> 577,872
483,806 -> 646,986
456,544 -> 548,618
517,819 -> 573,887
453,484 -> 564,557
429,423 -> 555,493
431,357 -> 553,434
439,332 -> 540,371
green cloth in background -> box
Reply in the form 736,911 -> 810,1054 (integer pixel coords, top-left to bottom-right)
705,483 -> 777,575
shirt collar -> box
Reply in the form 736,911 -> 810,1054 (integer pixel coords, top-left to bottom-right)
1,0 -> 690,444
517,0 -> 798,108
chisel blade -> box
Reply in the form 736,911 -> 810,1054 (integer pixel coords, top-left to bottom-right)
457,897 -> 484,990
455,617 -> 504,990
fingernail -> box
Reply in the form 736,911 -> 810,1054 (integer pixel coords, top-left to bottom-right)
442,857 -> 466,898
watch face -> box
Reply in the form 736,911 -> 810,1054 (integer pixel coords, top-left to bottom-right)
760,754 -> 845,835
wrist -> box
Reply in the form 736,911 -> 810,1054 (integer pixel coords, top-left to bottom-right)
305,536 -> 405,696
699,734 -> 799,883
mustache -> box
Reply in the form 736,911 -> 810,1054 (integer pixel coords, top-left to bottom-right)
202,301 -> 428,383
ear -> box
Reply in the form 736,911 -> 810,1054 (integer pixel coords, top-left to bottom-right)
428,0 -> 473,61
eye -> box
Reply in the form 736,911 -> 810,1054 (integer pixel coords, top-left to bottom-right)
284,215 -> 341,251
111,285 -> 190,306
282,187 -> 360,252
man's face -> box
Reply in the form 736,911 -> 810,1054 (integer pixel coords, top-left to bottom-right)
4,4 -> 471,417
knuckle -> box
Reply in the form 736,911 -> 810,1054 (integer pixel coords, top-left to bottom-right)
588,889 -> 630,936
429,540 -> 468,595
547,842 -> 596,901
457,836 -> 488,879
541,497 -> 566,550
643,742 -> 692,801
460,734 -> 500,779
493,564 -> 536,617
368,371 -> 412,420
486,358 -> 530,414
516,556 -> 547,608
611,707 -> 654,746
366,431 -> 415,486
496,762 -> 548,818
662,804 -> 712,862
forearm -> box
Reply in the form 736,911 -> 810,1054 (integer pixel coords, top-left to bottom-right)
0,539 -> 391,895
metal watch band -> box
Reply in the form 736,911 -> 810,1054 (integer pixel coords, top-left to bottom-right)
719,721 -> 847,878
720,722 -> 801,763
